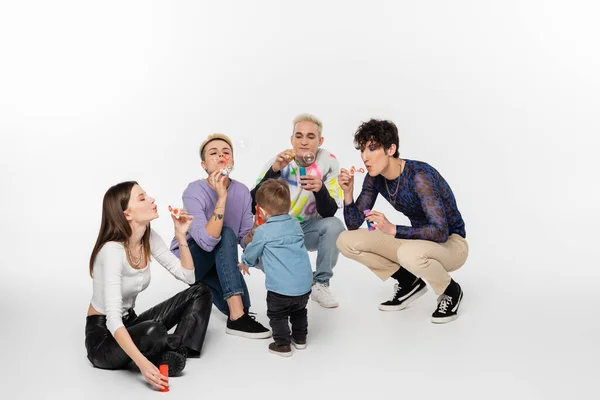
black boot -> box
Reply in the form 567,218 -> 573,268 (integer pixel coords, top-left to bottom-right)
157,351 -> 186,376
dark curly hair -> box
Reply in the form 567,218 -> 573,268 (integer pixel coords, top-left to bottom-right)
353,119 -> 399,158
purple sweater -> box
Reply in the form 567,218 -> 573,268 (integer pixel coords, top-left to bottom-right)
170,179 -> 254,255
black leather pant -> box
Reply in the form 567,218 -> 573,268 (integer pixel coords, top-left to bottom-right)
85,283 -> 212,369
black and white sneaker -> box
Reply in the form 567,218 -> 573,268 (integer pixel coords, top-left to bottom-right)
226,312 -> 272,339
431,283 -> 463,324
379,278 -> 428,311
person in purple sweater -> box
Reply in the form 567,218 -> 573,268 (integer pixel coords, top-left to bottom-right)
171,134 -> 271,339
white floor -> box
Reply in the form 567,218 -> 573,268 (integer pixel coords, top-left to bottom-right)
3,247 -> 599,400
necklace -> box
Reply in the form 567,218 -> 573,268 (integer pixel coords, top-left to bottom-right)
126,243 -> 144,268
384,160 -> 403,199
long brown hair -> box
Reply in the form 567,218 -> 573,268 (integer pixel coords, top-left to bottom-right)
89,181 -> 152,277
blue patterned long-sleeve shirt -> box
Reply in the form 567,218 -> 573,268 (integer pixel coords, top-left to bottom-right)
343,160 -> 466,243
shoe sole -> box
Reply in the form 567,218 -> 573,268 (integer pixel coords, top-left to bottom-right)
311,296 -> 339,308
269,348 -> 293,357
226,328 -> 272,339
431,314 -> 459,324
160,352 -> 186,376
292,341 -> 307,350
378,285 -> 428,311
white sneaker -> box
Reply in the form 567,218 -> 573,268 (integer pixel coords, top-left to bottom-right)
311,283 -> 339,308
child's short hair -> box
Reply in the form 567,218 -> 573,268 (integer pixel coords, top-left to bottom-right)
256,179 -> 291,216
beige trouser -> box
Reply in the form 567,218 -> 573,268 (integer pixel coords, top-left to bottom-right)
336,229 -> 469,294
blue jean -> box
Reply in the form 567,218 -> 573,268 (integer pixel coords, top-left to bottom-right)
188,227 -> 251,315
300,216 -> 345,285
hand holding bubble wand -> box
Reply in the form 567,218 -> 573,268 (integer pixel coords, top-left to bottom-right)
210,154 -> 235,176
297,151 -> 316,187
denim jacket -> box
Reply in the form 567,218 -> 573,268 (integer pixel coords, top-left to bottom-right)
241,214 -> 312,296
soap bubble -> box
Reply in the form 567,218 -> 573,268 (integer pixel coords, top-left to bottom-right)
301,151 -> 316,165
221,164 -> 234,176
236,138 -> 253,149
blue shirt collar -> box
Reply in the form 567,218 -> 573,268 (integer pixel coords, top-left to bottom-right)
266,214 -> 292,223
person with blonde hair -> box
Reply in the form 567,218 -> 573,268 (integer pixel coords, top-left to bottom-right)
251,114 -> 345,308
170,133 -> 271,339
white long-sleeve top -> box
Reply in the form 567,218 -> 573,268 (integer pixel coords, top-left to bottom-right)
90,229 -> 195,335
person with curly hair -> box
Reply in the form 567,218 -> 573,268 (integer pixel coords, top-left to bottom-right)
336,119 -> 469,323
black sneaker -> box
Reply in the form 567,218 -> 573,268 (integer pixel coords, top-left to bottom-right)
226,313 -> 272,339
431,282 -> 463,324
159,350 -> 186,376
379,278 -> 428,311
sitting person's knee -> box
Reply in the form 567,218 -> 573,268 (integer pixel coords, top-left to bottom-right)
323,217 -> 346,237
190,282 -> 212,300
136,321 -> 168,353
216,227 -> 238,247
141,320 -> 167,338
